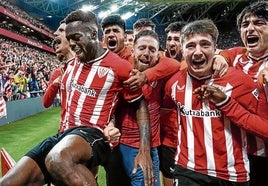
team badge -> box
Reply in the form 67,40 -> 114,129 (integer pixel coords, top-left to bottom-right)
98,67 -> 109,78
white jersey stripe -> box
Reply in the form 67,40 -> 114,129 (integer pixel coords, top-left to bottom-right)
204,78 -> 216,177
241,129 -> 250,180
222,83 -> 237,181
61,61 -> 75,129
63,59 -> 78,128
73,62 -> 84,126
185,74 -> 195,169
171,81 -> 181,164
203,100 -> 216,177
224,118 -> 236,181
82,61 -> 100,125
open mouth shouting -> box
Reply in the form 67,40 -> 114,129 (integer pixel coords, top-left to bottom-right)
168,46 -> 178,58
135,56 -> 151,71
247,35 -> 259,47
192,59 -> 206,68
53,37 -> 61,52
107,38 -> 117,51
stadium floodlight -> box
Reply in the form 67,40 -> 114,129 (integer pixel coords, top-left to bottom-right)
110,5 -> 118,12
98,10 -> 110,19
122,12 -> 133,20
81,5 -> 96,12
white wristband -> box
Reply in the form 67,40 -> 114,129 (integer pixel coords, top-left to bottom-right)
215,96 -> 230,107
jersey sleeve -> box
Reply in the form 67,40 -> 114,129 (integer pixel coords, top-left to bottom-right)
224,68 -> 258,113
220,47 -> 245,67
143,56 -> 180,83
219,97 -> 268,142
161,76 -> 177,118
114,55 -> 143,103
42,69 -> 61,108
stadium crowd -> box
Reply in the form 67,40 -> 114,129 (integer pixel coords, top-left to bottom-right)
0,37 -> 59,101
0,0 -> 59,102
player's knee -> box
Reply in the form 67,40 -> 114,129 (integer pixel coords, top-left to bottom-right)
45,149 -> 69,173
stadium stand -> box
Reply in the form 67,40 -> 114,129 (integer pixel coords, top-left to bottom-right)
0,0 -> 60,102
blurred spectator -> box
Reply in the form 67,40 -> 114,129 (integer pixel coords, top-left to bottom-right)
14,70 -> 28,93
218,27 -> 243,49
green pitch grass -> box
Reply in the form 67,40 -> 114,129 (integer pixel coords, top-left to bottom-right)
0,107 -> 106,185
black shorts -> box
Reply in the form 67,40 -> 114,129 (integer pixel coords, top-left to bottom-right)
173,165 -> 249,186
248,154 -> 268,186
25,126 -> 110,184
158,145 -> 176,178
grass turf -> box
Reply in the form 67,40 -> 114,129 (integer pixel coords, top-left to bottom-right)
0,107 -> 106,185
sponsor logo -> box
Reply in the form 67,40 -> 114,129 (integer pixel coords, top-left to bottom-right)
70,79 -> 96,97
177,103 -> 221,117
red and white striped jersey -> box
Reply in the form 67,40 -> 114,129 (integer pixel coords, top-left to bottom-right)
221,47 -> 268,82
59,50 -> 142,132
164,67 -> 259,182
221,47 -> 268,156
57,58 -> 75,133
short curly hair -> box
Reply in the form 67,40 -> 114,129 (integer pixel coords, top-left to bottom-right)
65,9 -> 98,25
101,14 -> 125,31
180,19 -> 218,45
133,18 -> 156,31
134,30 -> 159,47
165,21 -> 187,33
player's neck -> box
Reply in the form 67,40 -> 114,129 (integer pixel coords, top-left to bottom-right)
188,71 -> 212,81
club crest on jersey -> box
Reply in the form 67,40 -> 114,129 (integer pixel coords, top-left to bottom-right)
98,67 -> 109,78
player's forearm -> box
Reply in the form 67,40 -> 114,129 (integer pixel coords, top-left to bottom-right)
144,58 -> 180,83
136,98 -> 151,152
42,84 -> 59,108
219,97 -> 268,141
